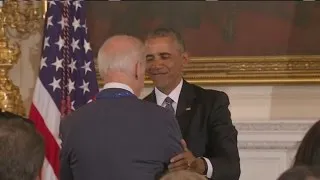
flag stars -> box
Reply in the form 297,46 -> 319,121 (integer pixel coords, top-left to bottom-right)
68,59 -> 77,73
64,0 -> 71,6
55,36 -> 65,51
82,23 -> 88,34
43,37 -> 50,50
81,61 -> 92,75
49,77 -> 61,92
71,101 -> 75,110
67,79 -> 75,93
73,1 -> 82,12
49,1 -> 56,8
72,17 -> 81,32
52,57 -> 64,71
47,16 -> 53,29
80,80 -> 90,94
58,16 -> 68,30
84,39 -> 91,53
71,38 -> 80,52
39,1 -> 99,113
40,57 -> 47,69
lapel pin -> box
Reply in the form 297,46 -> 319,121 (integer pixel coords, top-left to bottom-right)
186,107 -> 191,111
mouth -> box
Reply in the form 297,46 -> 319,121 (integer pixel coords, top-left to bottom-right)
148,73 -> 168,77
147,70 -> 168,75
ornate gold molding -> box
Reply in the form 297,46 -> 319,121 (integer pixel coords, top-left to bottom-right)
96,55 -> 320,87
0,0 -> 43,116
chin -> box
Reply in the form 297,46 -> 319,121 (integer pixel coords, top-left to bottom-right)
153,82 -> 168,89
151,77 -> 166,85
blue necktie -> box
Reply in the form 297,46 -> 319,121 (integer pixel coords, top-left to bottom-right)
164,97 -> 175,114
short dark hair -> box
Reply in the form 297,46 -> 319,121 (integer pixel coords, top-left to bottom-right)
145,27 -> 186,52
277,166 -> 320,180
294,120 -> 320,167
0,111 -> 45,180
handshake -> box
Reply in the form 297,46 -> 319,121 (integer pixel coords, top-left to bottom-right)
169,139 -> 206,175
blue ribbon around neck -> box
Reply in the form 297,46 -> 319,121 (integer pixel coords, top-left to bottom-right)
95,90 -> 134,100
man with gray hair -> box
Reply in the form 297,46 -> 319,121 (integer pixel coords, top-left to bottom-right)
59,35 -> 183,180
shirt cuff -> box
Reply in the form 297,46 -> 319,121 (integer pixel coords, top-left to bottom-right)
203,157 -> 213,178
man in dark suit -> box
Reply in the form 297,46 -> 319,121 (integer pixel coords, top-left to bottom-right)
143,28 -> 240,180
59,35 -> 183,180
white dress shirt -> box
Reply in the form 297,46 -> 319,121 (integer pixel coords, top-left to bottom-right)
102,82 -> 134,94
154,79 -> 213,178
155,79 -> 183,113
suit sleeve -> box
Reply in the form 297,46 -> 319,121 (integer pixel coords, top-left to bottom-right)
206,92 -> 240,180
59,119 -> 74,180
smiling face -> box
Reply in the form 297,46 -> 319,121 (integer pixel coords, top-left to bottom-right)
145,36 -> 188,94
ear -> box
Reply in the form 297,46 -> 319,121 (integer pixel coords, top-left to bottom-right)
181,52 -> 189,65
134,62 -> 140,80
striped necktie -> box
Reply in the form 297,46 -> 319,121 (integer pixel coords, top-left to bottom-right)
163,97 -> 175,113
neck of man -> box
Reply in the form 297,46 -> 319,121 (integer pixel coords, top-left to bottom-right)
103,72 -> 137,94
157,77 -> 182,95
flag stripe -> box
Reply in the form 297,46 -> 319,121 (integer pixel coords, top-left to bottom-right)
30,103 -> 60,177
33,79 -> 61,143
41,159 -> 58,180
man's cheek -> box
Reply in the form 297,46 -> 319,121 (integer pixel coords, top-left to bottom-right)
145,70 -> 152,76
145,66 -> 151,72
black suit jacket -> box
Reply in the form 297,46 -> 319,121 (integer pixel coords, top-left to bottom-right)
60,88 -> 183,180
144,80 -> 240,180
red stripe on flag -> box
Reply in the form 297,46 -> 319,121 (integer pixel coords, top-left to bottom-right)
29,104 -> 60,178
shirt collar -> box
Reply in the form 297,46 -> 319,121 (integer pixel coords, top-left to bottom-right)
102,82 -> 134,94
154,79 -> 183,105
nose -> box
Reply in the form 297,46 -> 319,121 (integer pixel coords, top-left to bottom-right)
149,57 -> 163,69
148,64 -> 161,72
147,60 -> 163,74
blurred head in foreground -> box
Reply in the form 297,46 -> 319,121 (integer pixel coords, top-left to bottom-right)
0,110 -> 45,180
277,166 -> 320,180
294,120 -> 320,167
160,170 -> 207,180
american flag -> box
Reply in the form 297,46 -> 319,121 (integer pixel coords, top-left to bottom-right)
29,1 -> 99,179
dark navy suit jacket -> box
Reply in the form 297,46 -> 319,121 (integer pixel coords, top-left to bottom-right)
59,88 -> 183,180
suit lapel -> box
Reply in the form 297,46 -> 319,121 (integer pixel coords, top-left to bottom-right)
143,80 -> 197,138
143,90 -> 156,103
176,80 -> 197,138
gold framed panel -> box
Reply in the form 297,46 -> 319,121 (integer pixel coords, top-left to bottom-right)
96,55 -> 320,87
41,1 -> 320,86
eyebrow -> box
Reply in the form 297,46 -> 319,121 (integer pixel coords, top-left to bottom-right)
159,52 -> 171,56
146,52 -> 171,56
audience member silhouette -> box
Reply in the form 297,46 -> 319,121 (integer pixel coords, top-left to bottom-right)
293,120 -> 320,167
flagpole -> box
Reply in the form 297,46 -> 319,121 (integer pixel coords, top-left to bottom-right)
43,0 -> 47,19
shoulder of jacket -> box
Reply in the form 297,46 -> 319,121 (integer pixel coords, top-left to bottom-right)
190,83 -> 228,98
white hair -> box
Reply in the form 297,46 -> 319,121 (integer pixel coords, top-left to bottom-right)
97,35 -> 145,78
